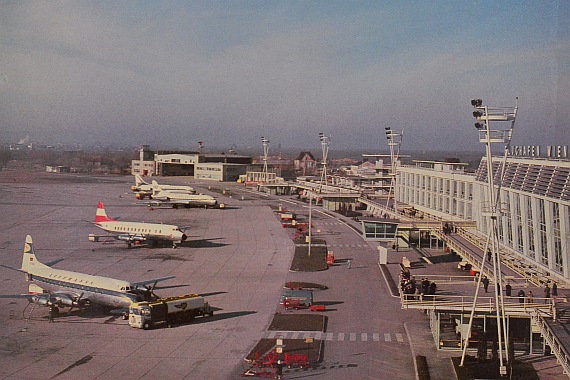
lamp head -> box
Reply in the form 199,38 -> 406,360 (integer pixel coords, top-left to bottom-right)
473,110 -> 484,118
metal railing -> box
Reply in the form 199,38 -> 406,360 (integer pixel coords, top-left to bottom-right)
531,310 -> 570,378
400,292 -> 553,315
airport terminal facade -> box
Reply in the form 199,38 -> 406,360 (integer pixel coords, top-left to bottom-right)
395,155 -> 570,285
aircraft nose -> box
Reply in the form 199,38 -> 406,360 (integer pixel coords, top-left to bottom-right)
181,234 -> 187,241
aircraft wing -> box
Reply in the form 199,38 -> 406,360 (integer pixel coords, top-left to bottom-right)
131,276 -> 175,288
44,258 -> 65,267
89,233 -> 148,243
0,294 -> 30,299
0,263 -> 24,273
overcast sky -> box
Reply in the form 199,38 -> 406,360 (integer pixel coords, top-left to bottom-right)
1,1 -> 569,152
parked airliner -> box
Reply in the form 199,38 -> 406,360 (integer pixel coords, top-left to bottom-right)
132,174 -> 195,199
146,181 -> 220,208
89,202 -> 187,248
0,235 -> 174,318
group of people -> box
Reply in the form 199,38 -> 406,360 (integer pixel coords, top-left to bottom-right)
514,281 -> 558,304
443,222 -> 455,235
400,270 -> 436,300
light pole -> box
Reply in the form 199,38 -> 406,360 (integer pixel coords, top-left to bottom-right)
261,136 -> 270,183
460,98 -> 518,376
319,133 -> 331,191
385,127 -> 403,215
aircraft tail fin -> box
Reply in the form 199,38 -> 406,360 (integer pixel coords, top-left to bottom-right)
21,235 -> 48,273
135,174 -> 148,186
95,202 -> 116,223
151,180 -> 162,195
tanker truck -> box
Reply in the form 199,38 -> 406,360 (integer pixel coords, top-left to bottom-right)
129,294 -> 213,329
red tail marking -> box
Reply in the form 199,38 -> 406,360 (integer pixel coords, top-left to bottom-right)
95,202 -> 116,223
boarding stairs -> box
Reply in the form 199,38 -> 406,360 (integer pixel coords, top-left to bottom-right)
531,309 -> 570,378
241,339 -> 284,378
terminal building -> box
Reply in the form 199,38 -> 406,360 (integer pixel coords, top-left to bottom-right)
395,155 -> 570,286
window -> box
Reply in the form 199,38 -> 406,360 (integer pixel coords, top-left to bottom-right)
526,196 -> 535,257
553,202 -> 563,274
538,199 -> 548,266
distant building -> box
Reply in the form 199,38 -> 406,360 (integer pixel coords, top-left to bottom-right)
195,163 -> 248,182
131,145 -> 156,176
131,146 -> 252,181
46,165 -> 70,173
294,151 -> 316,176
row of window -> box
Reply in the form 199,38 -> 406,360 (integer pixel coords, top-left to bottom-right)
479,190 -> 567,275
399,173 -> 473,200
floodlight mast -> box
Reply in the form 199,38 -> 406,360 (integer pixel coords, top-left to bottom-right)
460,98 -> 518,376
261,137 -> 270,183
385,127 -> 403,216
319,133 -> 331,191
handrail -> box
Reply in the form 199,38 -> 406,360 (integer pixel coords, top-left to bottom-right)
451,227 -> 548,287
531,310 -> 570,378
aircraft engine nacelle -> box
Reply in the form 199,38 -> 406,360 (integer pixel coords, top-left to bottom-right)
32,293 -> 75,307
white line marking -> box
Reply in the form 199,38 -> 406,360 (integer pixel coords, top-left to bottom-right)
384,333 -> 391,342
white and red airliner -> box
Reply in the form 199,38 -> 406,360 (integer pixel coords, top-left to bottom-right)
89,202 -> 187,248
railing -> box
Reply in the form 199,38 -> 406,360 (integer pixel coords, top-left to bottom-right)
400,292 -> 553,314
531,310 -> 570,378
451,226 -> 548,287
431,229 -> 495,281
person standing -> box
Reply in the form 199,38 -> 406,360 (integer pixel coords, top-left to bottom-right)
528,291 -> 534,304
544,283 -> 551,299
482,276 -> 490,293
518,289 -> 525,304
505,283 -> 512,297
553,283 -> 558,301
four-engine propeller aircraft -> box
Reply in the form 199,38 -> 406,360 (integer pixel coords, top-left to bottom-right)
146,180 -> 220,209
0,235 -> 175,319
89,202 -> 187,248
132,174 -> 195,199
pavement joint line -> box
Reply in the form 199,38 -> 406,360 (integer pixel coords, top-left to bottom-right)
404,322 -> 420,380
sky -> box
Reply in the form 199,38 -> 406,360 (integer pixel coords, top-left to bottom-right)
1,0 -> 569,152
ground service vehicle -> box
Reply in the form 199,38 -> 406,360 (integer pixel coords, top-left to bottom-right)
129,294 -> 213,329
280,290 -> 313,309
